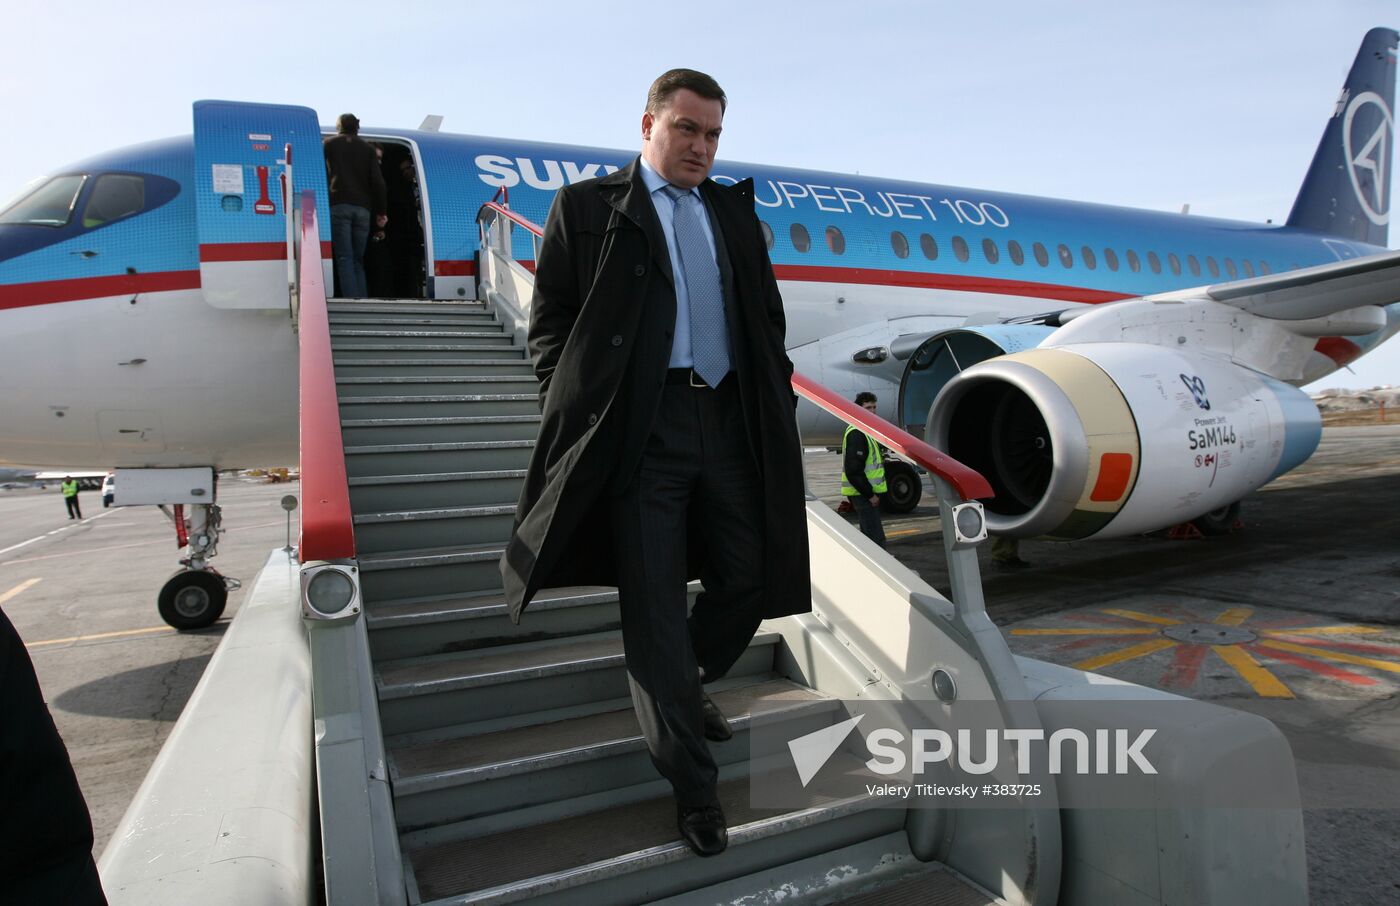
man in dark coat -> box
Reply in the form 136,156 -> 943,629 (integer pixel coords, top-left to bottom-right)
502,69 -> 811,857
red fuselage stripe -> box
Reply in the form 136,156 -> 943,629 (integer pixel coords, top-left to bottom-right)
199,241 -> 333,261
1313,336 -> 1364,367
0,270 -> 202,310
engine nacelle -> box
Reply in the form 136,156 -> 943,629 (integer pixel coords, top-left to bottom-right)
926,344 -> 1321,539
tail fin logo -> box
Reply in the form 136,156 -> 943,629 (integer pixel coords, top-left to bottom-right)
1343,91 -> 1392,226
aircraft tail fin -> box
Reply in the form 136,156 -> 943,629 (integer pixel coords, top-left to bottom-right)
1286,27 -> 1398,245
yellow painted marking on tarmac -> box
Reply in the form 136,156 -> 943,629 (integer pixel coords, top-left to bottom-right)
1213,645 -> 1294,698
1214,606 -> 1253,626
26,624 -> 176,649
886,528 -> 924,538
1261,625 -> 1382,637
1100,609 -> 1182,627
1259,639 -> 1400,675
1012,628 -> 1158,636
0,578 -> 42,607
1073,638 -> 1177,671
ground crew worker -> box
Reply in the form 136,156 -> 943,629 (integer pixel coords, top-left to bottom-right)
61,477 -> 82,520
841,392 -> 887,548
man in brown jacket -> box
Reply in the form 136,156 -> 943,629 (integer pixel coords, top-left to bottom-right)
323,113 -> 386,298
503,70 -> 811,857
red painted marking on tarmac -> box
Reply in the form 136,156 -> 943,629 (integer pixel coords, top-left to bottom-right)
1266,636 -> 1400,658
1248,645 -> 1379,686
1160,643 -> 1208,689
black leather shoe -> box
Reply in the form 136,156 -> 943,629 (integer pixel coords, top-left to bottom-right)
677,804 -> 728,856
701,694 -> 733,742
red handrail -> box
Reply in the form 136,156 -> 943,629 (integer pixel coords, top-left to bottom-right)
790,373 -> 993,502
474,200 -> 995,503
297,189 -> 356,561
476,200 -> 543,238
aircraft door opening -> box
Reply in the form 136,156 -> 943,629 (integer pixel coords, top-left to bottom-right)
360,137 -> 428,300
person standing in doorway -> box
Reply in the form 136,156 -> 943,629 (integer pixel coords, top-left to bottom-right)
503,69 -> 811,858
840,393 -> 887,548
61,476 -> 82,520
323,113 -> 387,298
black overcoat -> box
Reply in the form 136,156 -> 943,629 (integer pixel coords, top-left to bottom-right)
501,158 -> 812,624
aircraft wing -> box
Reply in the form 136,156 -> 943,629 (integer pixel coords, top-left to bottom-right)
1203,248 -> 1400,321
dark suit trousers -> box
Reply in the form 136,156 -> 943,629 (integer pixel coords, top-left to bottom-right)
610,377 -> 766,808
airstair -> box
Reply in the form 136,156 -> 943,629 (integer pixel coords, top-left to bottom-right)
97,189 -> 1308,906
319,299 -> 1005,903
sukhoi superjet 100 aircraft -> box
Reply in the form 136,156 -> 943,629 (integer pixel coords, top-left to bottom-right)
0,28 -> 1396,628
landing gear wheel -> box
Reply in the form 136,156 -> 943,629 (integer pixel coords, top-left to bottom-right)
1192,501 -> 1241,536
881,461 -> 923,514
158,570 -> 228,630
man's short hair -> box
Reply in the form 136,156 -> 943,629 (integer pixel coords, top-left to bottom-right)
855,392 -> 878,406
646,69 -> 727,115
337,113 -> 360,135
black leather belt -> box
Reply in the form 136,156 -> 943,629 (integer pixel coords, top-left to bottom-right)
665,368 -> 733,388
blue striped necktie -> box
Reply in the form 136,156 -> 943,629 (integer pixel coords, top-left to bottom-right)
663,185 -> 730,387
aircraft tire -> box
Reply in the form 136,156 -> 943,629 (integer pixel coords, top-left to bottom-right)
1192,501 -> 1242,536
158,570 -> 228,630
881,461 -> 923,514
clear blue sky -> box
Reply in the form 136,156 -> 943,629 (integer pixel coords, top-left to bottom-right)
4,1 -> 1396,389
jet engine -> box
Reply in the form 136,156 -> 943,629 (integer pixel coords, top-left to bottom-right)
920,341 -> 1321,539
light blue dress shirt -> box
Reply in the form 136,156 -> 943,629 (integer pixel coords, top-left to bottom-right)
638,156 -> 720,369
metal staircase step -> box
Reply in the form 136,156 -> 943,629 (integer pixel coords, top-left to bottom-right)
344,440 -> 534,477
330,328 -> 515,346
335,359 -> 535,378
366,586 -> 623,661
353,504 -> 516,553
336,375 -> 539,396
375,630 -> 781,737
339,393 -> 539,419
656,833 -> 995,906
333,344 -> 528,361
404,760 -> 902,906
348,469 -> 527,513
358,541 -> 506,603
328,300 -> 490,315
389,678 -> 840,833
341,414 -> 540,446
329,315 -> 501,328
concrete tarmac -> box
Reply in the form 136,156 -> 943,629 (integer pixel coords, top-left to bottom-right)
3,427 -> 1396,903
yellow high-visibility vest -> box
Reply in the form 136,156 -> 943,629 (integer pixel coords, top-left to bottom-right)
840,425 -> 888,497
62,480 -> 79,498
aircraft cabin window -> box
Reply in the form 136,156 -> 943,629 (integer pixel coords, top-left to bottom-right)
1057,243 -> 1073,269
1103,248 -> 1119,271
1167,253 -> 1181,276
1007,240 -> 1025,265
826,226 -> 846,255
760,220 -> 774,250
891,231 -> 910,259
791,223 -> 811,253
919,233 -> 938,260
1126,249 -> 1141,273
1206,256 -> 1220,278
1224,258 -> 1238,279
1259,261 -> 1272,275
0,174 -> 87,227
1187,255 -> 1201,277
952,235 -> 970,262
83,175 -> 146,228
982,238 -> 999,264
1033,242 -> 1049,267
1147,251 -> 1162,274
1081,245 -> 1097,270
1241,259 -> 1255,277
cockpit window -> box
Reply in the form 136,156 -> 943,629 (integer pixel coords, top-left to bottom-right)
0,175 -> 87,227
83,175 -> 145,228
